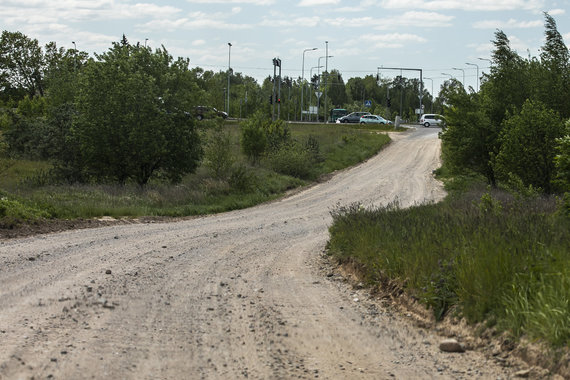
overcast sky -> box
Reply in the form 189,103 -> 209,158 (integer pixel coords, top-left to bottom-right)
2,0 -> 569,96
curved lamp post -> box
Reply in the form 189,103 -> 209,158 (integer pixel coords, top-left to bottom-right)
465,62 -> 479,92
300,48 -> 317,121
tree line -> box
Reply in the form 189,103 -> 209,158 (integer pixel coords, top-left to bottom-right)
440,13 -> 569,198
0,30 -> 433,186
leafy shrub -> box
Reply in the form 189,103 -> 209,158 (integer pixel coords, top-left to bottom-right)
240,112 -> 268,163
228,163 -> 256,192
204,128 -> 234,179
264,119 -> 291,151
493,99 -> 566,193
266,143 -> 316,180
0,197 -> 50,227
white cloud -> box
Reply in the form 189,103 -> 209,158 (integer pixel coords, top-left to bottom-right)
473,18 -> 542,29
0,1 -> 183,24
192,39 -> 206,46
185,0 -> 274,4
376,11 -> 454,29
259,16 -> 321,27
298,0 -> 341,6
379,0 -> 544,12
345,32 -> 427,50
547,9 -> 565,16
139,17 -> 253,32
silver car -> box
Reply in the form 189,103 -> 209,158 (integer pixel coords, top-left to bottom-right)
419,114 -> 443,127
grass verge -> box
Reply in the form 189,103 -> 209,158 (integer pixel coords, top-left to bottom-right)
326,186 -> 570,370
0,122 -> 391,224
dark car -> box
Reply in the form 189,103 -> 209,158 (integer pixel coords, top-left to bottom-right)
194,106 -> 228,120
337,111 -> 371,123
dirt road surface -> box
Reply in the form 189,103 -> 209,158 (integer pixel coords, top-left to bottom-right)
1,128 -> 520,379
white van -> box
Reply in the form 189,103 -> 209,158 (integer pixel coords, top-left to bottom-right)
419,114 -> 443,127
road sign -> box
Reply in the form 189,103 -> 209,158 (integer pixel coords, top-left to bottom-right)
315,91 -> 322,99
364,100 -> 372,107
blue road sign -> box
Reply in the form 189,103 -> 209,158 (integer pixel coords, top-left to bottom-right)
364,100 -> 372,107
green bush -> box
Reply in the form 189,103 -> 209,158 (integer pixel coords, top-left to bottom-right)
494,99 -> 566,193
240,112 -> 268,163
204,128 -> 234,179
266,143 -> 317,180
0,197 -> 50,227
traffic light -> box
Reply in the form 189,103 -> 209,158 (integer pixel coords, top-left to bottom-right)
387,98 -> 391,107
276,97 -> 281,104
269,94 -> 273,104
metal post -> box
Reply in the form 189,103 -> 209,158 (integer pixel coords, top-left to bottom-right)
227,43 -> 232,117
301,48 -> 317,121
466,62 -> 479,92
452,67 -> 465,88
72,41 -> 77,72
272,59 -> 277,121
424,77 -> 434,113
277,59 -> 282,120
324,41 -> 328,123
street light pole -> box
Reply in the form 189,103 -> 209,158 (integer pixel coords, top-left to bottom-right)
424,77 -> 434,113
317,55 -> 333,122
227,42 -> 232,117
301,47 -> 317,121
465,62 -> 479,92
144,38 -> 148,48
72,41 -> 77,72
452,67 -> 465,88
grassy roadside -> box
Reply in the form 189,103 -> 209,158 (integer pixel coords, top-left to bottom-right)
0,122 -> 391,226
326,165 -> 569,374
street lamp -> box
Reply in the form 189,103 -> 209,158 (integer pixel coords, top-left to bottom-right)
227,42 -> 232,117
441,73 -> 452,80
465,62 -> 479,92
144,38 -> 148,47
424,77 -> 434,113
452,67 -> 465,87
301,47 -> 317,121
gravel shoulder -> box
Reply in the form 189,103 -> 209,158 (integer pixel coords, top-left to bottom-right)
0,128 -> 529,379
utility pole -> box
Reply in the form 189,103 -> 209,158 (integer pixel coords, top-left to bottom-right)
272,58 -> 281,121
324,41 -> 328,123
227,43 -> 232,117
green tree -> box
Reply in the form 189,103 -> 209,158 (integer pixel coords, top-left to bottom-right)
240,111 -> 268,163
74,40 -> 202,185
0,31 -> 45,99
535,13 -> 570,118
494,100 -> 565,193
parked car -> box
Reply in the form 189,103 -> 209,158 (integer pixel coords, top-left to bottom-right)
336,111 -> 371,123
359,115 -> 392,125
194,106 -> 228,120
419,113 -> 443,127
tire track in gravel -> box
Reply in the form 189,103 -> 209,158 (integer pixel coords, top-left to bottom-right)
0,127 -> 521,379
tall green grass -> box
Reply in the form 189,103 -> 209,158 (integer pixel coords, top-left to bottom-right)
327,190 -> 570,347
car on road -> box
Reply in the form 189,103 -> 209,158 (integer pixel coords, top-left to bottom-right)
419,113 -> 443,127
359,115 -> 393,125
194,106 -> 228,120
336,111 -> 371,123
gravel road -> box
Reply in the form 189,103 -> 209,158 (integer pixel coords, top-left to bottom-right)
0,127 -> 520,379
